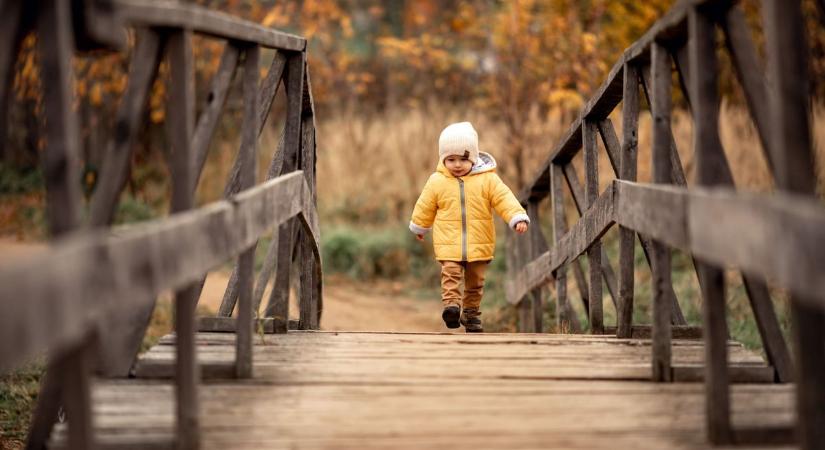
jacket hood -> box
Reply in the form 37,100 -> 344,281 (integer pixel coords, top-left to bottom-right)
437,151 -> 497,178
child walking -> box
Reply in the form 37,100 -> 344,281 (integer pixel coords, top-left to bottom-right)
410,122 -> 529,332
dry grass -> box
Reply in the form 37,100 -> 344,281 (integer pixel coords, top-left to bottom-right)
315,101 -> 825,227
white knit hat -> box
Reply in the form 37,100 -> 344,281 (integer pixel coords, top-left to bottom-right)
438,122 -> 479,165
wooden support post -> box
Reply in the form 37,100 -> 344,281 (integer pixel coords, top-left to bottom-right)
26,2 -> 87,448
689,7 -> 732,443
167,28 -> 199,450
60,337 -> 95,450
298,66 -> 322,329
763,0 -> 825,448
551,164 -> 574,332
617,63 -> 640,338
650,42 -> 673,382
674,19 -> 793,384
38,0 -> 81,235
0,1 -> 28,162
235,45 -> 260,379
583,120 -> 603,334
527,201 -> 545,333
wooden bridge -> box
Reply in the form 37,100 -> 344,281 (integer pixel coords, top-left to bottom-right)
0,0 -> 823,449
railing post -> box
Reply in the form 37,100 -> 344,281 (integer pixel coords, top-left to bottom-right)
527,201 -> 545,333
235,44 -> 260,379
582,120 -> 603,334
763,0 -> 825,448
688,6 -> 732,444
550,164 -> 572,332
167,28 -> 200,450
617,62 -> 639,339
650,41 -> 673,382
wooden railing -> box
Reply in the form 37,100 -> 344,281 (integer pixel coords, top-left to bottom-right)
505,0 -> 824,447
0,0 -> 320,448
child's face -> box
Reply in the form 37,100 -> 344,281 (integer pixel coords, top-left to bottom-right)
444,155 -> 473,177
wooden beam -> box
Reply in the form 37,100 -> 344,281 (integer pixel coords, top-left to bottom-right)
617,62 -> 640,339
166,28 -> 200,450
115,0 -> 306,51
0,171 -> 312,371
762,2 -> 824,445
650,42 -> 673,383
559,164 -> 620,311
89,30 -> 165,227
721,7 -> 773,172
527,201 -> 547,333
689,7 -> 732,444
596,119 -> 687,326
583,120 -> 603,334
191,43 -> 240,193
235,45 -> 260,379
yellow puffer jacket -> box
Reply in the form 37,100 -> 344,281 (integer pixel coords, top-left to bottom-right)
410,152 -> 529,262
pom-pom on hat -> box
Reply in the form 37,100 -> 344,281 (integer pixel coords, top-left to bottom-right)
438,122 -> 479,165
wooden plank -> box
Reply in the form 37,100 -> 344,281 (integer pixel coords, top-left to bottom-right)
604,325 -> 702,340
235,45 -> 261,379
617,62 -> 640,338
199,317 -> 277,333
583,120 -> 603,334
90,30 -> 165,227
191,43 -> 240,192
0,171 -> 311,371
689,8 -> 732,444
549,184 -> 615,275
650,42 -> 673,383
115,0 -> 307,51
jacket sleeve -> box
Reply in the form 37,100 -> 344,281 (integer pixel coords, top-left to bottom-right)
409,174 -> 438,235
489,173 -> 530,230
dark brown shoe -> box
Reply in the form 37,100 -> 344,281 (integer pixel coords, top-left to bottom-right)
442,305 -> 461,329
461,308 -> 483,333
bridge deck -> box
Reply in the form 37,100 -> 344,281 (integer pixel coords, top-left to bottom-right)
51,332 -> 794,449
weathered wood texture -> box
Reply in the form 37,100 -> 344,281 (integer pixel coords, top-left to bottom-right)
0,172 -> 315,371
115,0 -> 306,51
650,42 -> 673,383
617,62 -> 639,338
689,8 -> 732,444
50,331 -> 793,449
762,1 -> 825,449
583,120 -> 603,334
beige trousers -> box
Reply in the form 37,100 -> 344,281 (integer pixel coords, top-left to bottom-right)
440,260 -> 489,309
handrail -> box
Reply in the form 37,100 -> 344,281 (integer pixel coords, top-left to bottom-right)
0,1 -> 321,448
0,172 -> 318,372
115,0 -> 306,51
506,0 -> 823,447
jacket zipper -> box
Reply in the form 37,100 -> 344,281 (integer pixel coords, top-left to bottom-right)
458,178 -> 467,261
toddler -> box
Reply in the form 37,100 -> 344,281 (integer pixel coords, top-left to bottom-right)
410,122 -> 529,332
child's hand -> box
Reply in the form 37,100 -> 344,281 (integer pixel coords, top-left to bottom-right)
415,234 -> 425,241
515,221 -> 528,234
